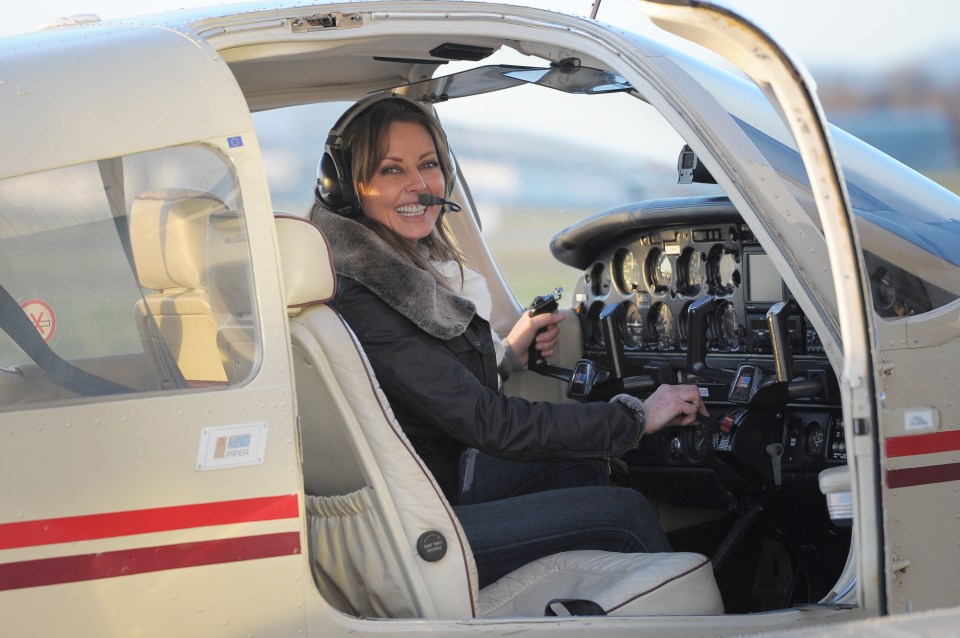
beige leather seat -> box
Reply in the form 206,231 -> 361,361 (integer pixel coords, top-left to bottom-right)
277,214 -> 724,619
130,188 -> 228,385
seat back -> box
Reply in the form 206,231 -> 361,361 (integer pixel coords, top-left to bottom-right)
130,188 -> 228,384
276,215 -> 478,619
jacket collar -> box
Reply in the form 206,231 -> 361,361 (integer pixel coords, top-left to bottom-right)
312,207 -> 476,340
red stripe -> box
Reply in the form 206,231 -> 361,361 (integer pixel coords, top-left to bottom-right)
0,532 -> 300,592
886,430 -> 960,458
0,495 -> 299,550
887,463 -> 960,489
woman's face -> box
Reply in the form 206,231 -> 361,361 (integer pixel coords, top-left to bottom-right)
358,121 -> 445,243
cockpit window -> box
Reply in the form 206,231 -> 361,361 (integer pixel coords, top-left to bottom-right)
0,144 -> 260,410
670,51 -> 960,318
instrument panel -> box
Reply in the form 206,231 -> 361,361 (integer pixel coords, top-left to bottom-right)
578,223 -> 825,357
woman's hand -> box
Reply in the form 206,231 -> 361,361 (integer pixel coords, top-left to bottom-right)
502,310 -> 565,366
640,383 -> 709,435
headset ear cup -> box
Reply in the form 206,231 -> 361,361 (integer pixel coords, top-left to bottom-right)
317,152 -> 343,208
317,148 -> 358,215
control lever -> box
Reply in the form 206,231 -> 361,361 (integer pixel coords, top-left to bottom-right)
565,301 -> 658,401
694,413 -> 725,434
526,287 -> 571,381
766,300 -> 823,400
686,296 -> 736,384
766,300 -> 796,383
599,302 -> 626,381
766,442 -> 784,487
527,287 -> 563,366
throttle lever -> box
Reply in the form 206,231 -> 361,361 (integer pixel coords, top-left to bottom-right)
693,413 -> 726,434
527,287 -> 563,371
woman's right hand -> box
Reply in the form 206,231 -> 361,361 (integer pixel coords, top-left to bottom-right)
639,383 -> 708,435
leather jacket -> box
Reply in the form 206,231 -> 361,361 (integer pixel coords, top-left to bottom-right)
330,275 -> 643,503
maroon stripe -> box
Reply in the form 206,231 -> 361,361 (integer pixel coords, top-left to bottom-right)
887,463 -> 960,489
886,430 -> 960,458
0,532 -> 300,591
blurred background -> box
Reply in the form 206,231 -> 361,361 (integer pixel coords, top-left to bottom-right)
5,0 -> 958,191
5,0 -> 958,302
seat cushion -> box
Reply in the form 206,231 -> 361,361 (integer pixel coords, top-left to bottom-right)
478,550 -> 723,617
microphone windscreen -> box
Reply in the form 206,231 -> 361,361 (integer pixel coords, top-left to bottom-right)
418,193 -> 444,207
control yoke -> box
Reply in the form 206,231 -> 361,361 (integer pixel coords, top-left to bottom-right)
526,290 -> 658,400
686,296 -> 821,408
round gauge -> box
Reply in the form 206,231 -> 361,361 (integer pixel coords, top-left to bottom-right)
707,245 -> 740,296
711,301 -> 742,351
805,422 -> 825,456
623,303 -> 644,348
646,248 -> 672,294
870,267 -> 897,312
646,302 -> 675,350
614,248 -> 641,293
687,425 -> 711,462
678,301 -> 691,349
677,247 -> 705,297
589,262 -> 611,297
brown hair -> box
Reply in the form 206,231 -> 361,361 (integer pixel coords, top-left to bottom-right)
312,97 -> 464,285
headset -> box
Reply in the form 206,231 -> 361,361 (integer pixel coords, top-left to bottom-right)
316,92 -> 454,217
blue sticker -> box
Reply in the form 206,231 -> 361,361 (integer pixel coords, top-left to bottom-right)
228,433 -> 251,448
227,136 -> 244,148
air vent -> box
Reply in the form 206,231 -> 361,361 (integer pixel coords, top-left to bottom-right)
429,43 -> 495,61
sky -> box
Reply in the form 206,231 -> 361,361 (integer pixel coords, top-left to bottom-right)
3,0 -> 958,76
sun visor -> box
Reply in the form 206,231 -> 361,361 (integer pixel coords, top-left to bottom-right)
391,63 -> 631,104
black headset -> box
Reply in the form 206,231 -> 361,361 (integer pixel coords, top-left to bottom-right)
316,92 -> 449,217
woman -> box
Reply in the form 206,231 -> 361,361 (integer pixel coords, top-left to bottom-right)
310,93 -> 707,587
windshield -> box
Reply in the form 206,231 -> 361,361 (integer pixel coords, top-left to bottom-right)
394,56 -> 960,319
671,50 -> 960,317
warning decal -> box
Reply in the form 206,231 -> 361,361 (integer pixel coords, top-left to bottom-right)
20,299 -> 56,343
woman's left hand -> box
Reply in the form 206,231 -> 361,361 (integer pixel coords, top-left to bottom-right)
502,310 -> 565,366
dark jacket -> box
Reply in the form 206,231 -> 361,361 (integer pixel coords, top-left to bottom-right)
314,209 -> 643,502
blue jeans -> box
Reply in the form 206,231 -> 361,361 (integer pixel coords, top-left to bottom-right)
454,451 -> 671,588
458,448 -> 610,504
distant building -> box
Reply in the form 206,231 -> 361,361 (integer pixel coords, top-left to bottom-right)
830,107 -> 959,173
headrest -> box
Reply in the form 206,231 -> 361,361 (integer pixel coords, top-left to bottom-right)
130,188 -> 227,290
275,215 -> 336,312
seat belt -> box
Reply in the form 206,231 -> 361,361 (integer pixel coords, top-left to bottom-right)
0,283 -> 132,396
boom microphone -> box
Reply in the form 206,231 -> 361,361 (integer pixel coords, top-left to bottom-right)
418,193 -> 463,213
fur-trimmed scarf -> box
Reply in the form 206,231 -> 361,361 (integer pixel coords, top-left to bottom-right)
312,207 -> 478,340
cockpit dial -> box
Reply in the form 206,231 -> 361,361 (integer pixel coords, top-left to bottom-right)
678,247 -> 705,297
623,302 -> 644,348
614,248 -> 641,293
647,302 -> 675,350
707,245 -> 740,296
711,300 -> 743,351
646,248 -> 672,294
589,262 -> 611,297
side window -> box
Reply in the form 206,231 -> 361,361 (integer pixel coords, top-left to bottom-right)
0,144 -> 260,410
251,102 -> 352,215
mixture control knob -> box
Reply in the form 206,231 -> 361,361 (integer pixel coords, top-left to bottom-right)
766,442 -> 784,486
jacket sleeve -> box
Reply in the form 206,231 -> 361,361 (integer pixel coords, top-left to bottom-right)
332,278 -> 644,461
